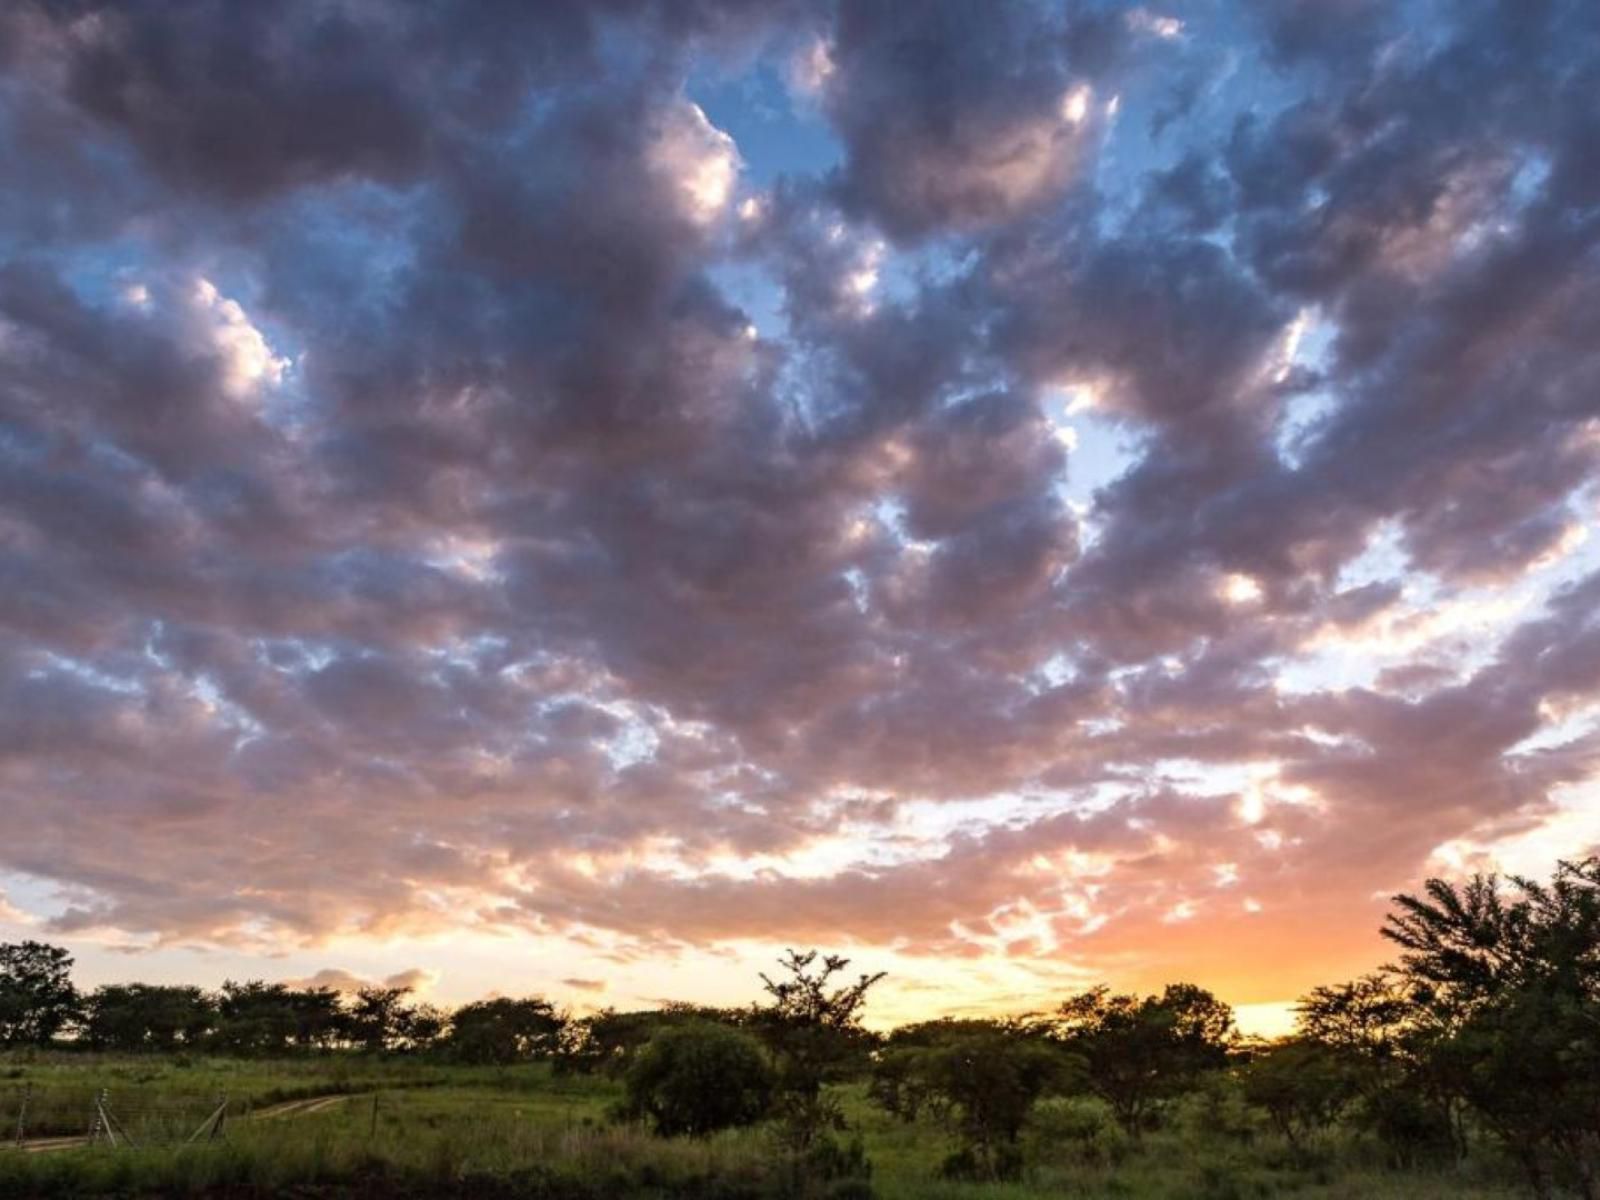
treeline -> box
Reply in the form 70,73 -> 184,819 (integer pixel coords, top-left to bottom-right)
3,858 -> 1598,1198
0,956 -> 569,1062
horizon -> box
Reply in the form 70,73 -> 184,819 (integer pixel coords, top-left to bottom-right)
2,0 -> 1599,1048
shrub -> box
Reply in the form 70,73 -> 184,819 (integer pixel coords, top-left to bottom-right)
1241,1040 -> 1353,1154
1026,1099 -> 1132,1168
870,1025 -> 1069,1182
622,1021 -> 774,1137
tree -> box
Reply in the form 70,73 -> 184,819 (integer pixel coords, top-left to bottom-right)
868,1019 -> 1007,1123
754,950 -> 885,1153
1241,1040 -> 1356,1157
1376,859 -> 1600,1196
401,1001 -> 448,1052
557,1004 -> 748,1076
1296,973 -> 1460,1167
81,984 -> 215,1051
0,941 -> 79,1046
446,997 -> 566,1064
347,986 -> 414,1053
622,1021 -> 774,1137
213,980 -> 298,1055
872,1022 -> 1071,1181
1435,988 -> 1600,1199
1296,973 -> 1417,1064
1383,858 -> 1600,1010
286,986 -> 346,1050
1047,983 -> 1235,1136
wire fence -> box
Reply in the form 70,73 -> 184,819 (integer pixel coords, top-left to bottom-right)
2,1082 -> 605,1155
3,1084 -> 228,1149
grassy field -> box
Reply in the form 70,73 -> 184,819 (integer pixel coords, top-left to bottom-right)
0,1052 -> 1532,1198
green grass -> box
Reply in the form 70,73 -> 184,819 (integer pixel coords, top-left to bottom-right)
0,1053 -> 1537,1198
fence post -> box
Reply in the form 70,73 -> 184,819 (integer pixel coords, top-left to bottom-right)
369,1092 -> 379,1140
12,1082 -> 28,1147
186,1093 -> 229,1145
89,1088 -> 111,1147
105,1094 -> 137,1149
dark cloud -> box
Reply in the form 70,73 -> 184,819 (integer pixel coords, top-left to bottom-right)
0,0 -> 1598,1007
820,0 -> 1090,240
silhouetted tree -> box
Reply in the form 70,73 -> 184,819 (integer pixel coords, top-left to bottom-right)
1296,973 -> 1459,1166
401,1001 -> 448,1052
81,983 -> 215,1051
213,980 -> 299,1055
557,1004 -> 747,1076
1383,858 -> 1600,1008
755,949 -> 885,1154
1378,859 -> 1600,1196
1047,983 -> 1235,1136
286,986 -> 346,1050
446,997 -> 565,1064
1241,1039 -> 1356,1157
0,941 -> 78,1046
622,1021 -> 774,1137
347,985 -> 414,1053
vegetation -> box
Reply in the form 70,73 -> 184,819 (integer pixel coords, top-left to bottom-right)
1044,982 -> 1235,1137
0,857 -> 1594,1198
872,1020 -> 1070,1181
622,1021 -> 774,1137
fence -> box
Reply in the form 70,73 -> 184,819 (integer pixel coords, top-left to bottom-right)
3,1084 -> 227,1149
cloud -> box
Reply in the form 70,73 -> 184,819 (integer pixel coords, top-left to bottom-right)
0,0 -> 1598,1014
818,2 -> 1098,239
0,890 -> 35,927
283,968 -> 440,996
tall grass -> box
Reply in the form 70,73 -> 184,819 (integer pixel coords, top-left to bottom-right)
0,1053 -> 1538,1198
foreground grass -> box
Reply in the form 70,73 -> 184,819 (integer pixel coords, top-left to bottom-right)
0,1054 -> 1535,1198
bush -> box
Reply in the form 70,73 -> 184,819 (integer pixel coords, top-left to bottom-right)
790,1135 -> 874,1199
622,1021 -> 774,1137
1181,1072 -> 1257,1146
1360,1088 -> 1456,1169
1026,1099 -> 1132,1168
1240,1040 -> 1352,1154
938,1142 -> 1025,1182
870,1026 -> 1068,1181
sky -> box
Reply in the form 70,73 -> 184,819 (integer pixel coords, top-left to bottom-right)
1,0 -> 1599,1038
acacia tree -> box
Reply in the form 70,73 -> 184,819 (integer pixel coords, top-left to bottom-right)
1296,973 -> 1460,1165
1047,982 -> 1235,1136
1436,988 -> 1600,1199
1379,859 -> 1600,1197
1384,858 -> 1600,1005
558,1003 -> 745,1076
755,950 -> 884,1156
402,1001 -> 448,1052
1241,1039 -> 1357,1158
869,1019 -> 1006,1123
0,941 -> 78,1046
872,1021 -> 1071,1181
